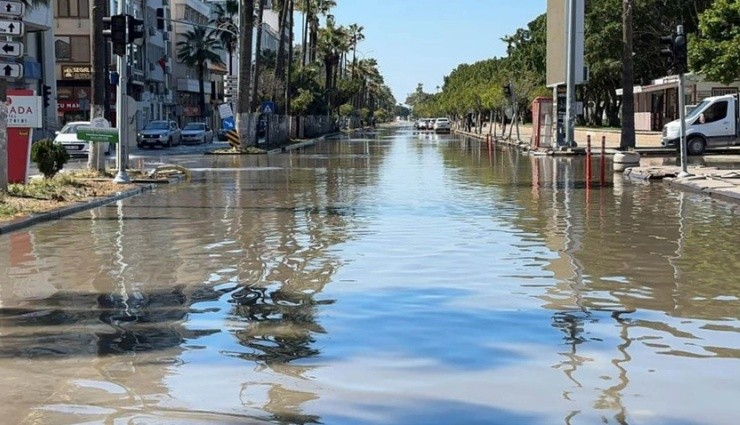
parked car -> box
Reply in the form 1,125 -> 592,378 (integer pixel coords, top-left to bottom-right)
433,117 -> 451,133
54,121 -> 111,156
137,120 -> 181,148
181,122 -> 214,144
662,94 -> 740,155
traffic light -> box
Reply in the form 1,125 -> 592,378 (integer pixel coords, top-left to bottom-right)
673,34 -> 688,74
502,83 -> 512,100
103,14 -> 127,56
127,16 -> 145,43
156,8 -> 165,31
42,85 -> 51,108
660,34 -> 675,73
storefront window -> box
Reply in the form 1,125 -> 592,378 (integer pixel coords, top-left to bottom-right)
55,36 -> 91,63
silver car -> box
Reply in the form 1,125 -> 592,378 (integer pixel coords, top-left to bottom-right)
137,120 -> 181,148
181,122 -> 214,144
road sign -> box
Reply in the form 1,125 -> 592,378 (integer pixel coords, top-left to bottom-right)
225,130 -> 239,148
261,101 -> 275,114
0,19 -> 22,36
0,61 -> 22,78
218,103 -> 233,119
77,126 -> 120,144
222,116 -> 235,130
0,1 -> 24,17
0,41 -> 22,58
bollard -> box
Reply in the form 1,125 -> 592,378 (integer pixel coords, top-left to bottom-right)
586,135 -> 592,187
600,136 -> 606,187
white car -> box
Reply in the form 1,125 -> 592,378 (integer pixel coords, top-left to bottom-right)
433,117 -> 451,133
181,122 -> 214,144
54,121 -> 111,156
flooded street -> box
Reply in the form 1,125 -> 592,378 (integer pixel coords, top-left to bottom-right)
1,125 -> 739,425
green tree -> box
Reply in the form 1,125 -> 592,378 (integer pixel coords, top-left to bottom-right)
210,0 -> 238,75
689,0 -> 740,85
176,27 -> 224,119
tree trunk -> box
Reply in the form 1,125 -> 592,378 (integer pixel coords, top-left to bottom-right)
301,0 -> 309,67
88,0 -> 106,172
286,0 -> 294,116
198,63 -> 206,119
274,0 -> 288,104
237,0 -> 254,146
252,0 -> 265,112
620,0 -> 635,150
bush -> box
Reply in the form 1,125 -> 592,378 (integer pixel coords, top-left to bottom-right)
31,139 -> 70,179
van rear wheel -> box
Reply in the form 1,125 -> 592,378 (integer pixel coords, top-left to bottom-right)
687,137 -> 706,155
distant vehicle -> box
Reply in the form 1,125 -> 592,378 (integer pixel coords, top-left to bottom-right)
54,121 -> 111,156
181,122 -> 213,144
433,117 -> 451,133
662,93 -> 740,155
137,120 -> 181,148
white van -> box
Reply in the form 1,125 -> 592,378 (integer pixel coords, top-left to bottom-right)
661,94 -> 740,155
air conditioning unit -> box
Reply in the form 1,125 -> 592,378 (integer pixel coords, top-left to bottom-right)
162,32 -> 170,41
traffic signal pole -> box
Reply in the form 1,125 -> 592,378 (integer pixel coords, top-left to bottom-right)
113,4 -> 130,184
676,25 -> 691,178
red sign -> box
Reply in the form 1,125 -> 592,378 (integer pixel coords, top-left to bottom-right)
57,100 -> 81,111
7,89 -> 34,184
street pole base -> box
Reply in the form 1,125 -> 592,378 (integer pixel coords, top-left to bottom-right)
113,171 -> 131,184
678,171 -> 694,179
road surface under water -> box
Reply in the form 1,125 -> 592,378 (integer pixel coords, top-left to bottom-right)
1,125 -> 739,425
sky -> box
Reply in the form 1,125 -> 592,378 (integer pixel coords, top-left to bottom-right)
330,0 -> 547,105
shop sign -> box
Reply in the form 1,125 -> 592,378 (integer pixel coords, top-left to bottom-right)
61,65 -> 92,80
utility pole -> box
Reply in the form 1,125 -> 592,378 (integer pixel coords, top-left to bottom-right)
237,0 -> 254,147
564,0 -> 577,147
620,0 -> 635,150
0,79 -> 7,192
88,0 -> 107,172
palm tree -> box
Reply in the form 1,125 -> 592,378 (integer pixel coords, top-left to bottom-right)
210,0 -> 238,75
176,27 -> 224,119
347,23 -> 364,78
251,0 -> 266,111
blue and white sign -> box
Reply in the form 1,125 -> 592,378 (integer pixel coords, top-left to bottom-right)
260,101 -> 275,114
222,116 -> 235,130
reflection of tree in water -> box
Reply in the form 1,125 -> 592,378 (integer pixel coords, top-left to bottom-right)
229,284 -> 332,365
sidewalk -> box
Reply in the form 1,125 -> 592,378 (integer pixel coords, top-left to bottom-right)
625,166 -> 740,204
456,123 -> 665,153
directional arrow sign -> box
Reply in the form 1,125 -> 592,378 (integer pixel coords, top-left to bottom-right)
0,61 -> 22,78
0,1 -> 24,17
0,41 -> 22,58
0,19 -> 22,36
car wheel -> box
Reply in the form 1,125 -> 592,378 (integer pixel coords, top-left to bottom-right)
687,137 -> 706,155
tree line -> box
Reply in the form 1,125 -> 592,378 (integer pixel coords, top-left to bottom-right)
406,0 -> 738,129
198,0 -> 396,124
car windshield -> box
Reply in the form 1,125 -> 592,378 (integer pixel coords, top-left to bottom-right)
60,123 -> 88,134
685,100 -> 709,122
144,121 -> 169,130
183,123 -> 205,131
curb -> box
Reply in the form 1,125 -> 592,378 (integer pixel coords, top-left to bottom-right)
0,184 -> 157,235
664,177 -> 740,205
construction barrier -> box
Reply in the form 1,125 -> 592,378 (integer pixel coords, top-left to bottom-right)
226,130 -> 240,148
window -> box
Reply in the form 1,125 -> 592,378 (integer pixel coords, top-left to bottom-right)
699,101 -> 728,124
56,0 -> 89,18
55,36 -> 91,63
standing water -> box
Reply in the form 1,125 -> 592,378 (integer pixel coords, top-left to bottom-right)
1,125 -> 738,425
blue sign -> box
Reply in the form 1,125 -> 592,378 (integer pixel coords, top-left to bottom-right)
222,116 -> 235,130
260,101 -> 275,114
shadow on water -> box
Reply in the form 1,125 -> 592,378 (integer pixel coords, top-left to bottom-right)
0,285 -> 229,359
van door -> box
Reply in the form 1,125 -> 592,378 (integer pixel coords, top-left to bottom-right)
695,100 -> 731,147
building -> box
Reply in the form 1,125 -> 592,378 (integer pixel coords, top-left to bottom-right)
617,74 -> 740,132
13,1 -> 56,138
54,0 -> 173,129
